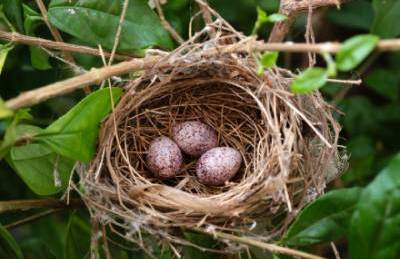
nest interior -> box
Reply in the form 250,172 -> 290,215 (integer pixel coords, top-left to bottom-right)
79,22 -> 343,247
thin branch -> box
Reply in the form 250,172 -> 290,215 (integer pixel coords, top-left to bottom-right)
34,0 -> 92,94
5,56 -> 159,110
193,228 -> 325,259
5,208 -> 65,230
0,198 -> 83,213
0,31 -> 132,60
108,0 -> 130,65
34,0 -> 74,63
155,0 -> 184,44
268,0 -> 346,42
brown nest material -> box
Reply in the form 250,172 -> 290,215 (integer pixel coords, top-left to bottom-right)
78,18 -> 344,251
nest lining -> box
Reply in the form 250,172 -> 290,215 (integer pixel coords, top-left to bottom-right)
78,21 -> 343,250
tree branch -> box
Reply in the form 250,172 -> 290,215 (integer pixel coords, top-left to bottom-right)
0,30 -> 132,60
269,0 -> 345,42
5,38 -> 400,110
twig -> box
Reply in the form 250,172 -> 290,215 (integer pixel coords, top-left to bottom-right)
330,242 -> 341,259
5,208 -> 65,230
0,31 -> 132,60
155,0 -> 184,44
34,0 -> 74,63
108,0 -> 130,65
34,0 -> 91,94
269,0 -> 346,42
5,38 -> 400,110
0,198 -> 83,213
193,228 -> 325,259
5,56 -> 159,110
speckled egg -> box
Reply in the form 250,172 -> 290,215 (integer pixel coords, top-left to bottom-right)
196,147 -> 242,186
147,136 -> 183,179
172,121 -> 218,156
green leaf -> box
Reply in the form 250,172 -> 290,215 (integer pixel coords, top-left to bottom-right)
349,154 -> 400,259
64,213 -> 91,259
290,68 -> 328,94
282,187 -> 362,246
257,52 -> 279,75
22,4 -> 51,70
260,51 -> 279,68
0,43 -> 14,75
0,224 -> 24,259
372,0 -> 400,38
37,87 -> 122,162
366,69 -> 399,101
0,98 -> 13,119
2,0 -> 24,32
7,142 -> 75,195
336,34 -> 379,72
48,0 -> 173,52
267,13 -> 287,23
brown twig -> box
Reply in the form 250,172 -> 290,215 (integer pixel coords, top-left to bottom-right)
5,208 -> 65,230
34,0 -> 91,94
0,198 -> 83,213
108,0 -> 130,65
193,228 -> 325,259
5,56 -> 159,110
268,0 -> 345,42
0,31 -> 132,60
155,0 -> 184,44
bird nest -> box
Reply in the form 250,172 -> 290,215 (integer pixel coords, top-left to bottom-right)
78,19 -> 343,252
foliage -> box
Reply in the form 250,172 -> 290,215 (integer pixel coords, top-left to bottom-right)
0,0 -> 399,258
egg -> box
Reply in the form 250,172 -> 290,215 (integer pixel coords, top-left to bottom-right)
196,147 -> 242,186
172,121 -> 218,156
147,136 -> 183,179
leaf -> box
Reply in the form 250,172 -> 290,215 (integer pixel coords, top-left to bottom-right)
2,0 -> 24,32
349,154 -> 400,259
282,187 -> 362,246
37,87 -> 122,162
48,0 -> 173,52
290,68 -> 328,94
372,0 -> 400,38
260,52 -> 279,68
336,34 -> 379,72
0,98 -> 13,119
267,13 -> 287,23
0,224 -> 24,259
23,4 -> 52,70
0,43 -> 14,75
257,52 -> 279,75
7,142 -> 75,195
366,69 -> 399,101
64,213 -> 91,259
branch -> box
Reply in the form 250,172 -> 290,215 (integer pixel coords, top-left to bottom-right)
5,38 -> 400,110
0,198 -> 83,213
155,0 -> 184,44
0,30 -> 132,60
269,0 -> 345,42
5,56 -> 159,110
5,208 -> 65,229
193,228 -> 325,259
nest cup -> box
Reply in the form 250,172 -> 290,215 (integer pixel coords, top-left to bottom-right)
79,21 -> 343,249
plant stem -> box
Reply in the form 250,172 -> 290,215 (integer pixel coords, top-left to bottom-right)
0,198 -> 83,213
5,208 -> 65,230
193,228 -> 325,259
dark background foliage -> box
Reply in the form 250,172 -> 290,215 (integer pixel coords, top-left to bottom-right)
0,0 -> 399,258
